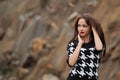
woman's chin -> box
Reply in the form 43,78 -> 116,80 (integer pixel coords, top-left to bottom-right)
79,34 -> 85,37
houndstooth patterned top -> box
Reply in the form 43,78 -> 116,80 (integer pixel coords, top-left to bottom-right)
66,39 -> 102,80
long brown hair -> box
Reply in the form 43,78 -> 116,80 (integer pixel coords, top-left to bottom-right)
69,14 -> 106,55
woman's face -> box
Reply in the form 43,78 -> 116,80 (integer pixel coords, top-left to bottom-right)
77,18 -> 91,37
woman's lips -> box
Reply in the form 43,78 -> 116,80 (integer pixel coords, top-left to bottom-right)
80,32 -> 84,34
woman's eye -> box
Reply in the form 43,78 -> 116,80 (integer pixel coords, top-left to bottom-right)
77,24 -> 88,27
83,25 -> 87,27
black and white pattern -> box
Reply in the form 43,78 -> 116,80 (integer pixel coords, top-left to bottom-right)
67,40 -> 102,80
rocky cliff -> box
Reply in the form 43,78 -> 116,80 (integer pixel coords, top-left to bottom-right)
0,0 -> 120,80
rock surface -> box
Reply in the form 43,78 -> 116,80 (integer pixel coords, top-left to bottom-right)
0,0 -> 120,80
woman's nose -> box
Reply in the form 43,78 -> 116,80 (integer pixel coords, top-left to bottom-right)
79,27 -> 84,31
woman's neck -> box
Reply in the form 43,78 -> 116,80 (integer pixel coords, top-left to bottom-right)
81,34 -> 91,43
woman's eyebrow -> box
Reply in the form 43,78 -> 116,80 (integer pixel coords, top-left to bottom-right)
77,24 -> 87,25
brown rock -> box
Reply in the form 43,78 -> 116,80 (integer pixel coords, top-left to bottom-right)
67,12 -> 79,22
0,27 -> 4,40
42,74 -> 59,80
0,0 -> 120,80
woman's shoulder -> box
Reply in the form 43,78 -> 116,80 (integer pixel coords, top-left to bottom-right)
68,40 -> 78,46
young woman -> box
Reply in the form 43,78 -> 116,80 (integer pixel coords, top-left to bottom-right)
66,14 -> 106,80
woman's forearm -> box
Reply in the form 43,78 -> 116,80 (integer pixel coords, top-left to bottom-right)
92,28 -> 103,50
68,42 -> 82,66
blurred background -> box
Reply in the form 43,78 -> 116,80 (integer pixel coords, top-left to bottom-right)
0,0 -> 120,80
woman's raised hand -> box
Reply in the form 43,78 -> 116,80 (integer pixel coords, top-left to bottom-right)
78,34 -> 84,44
